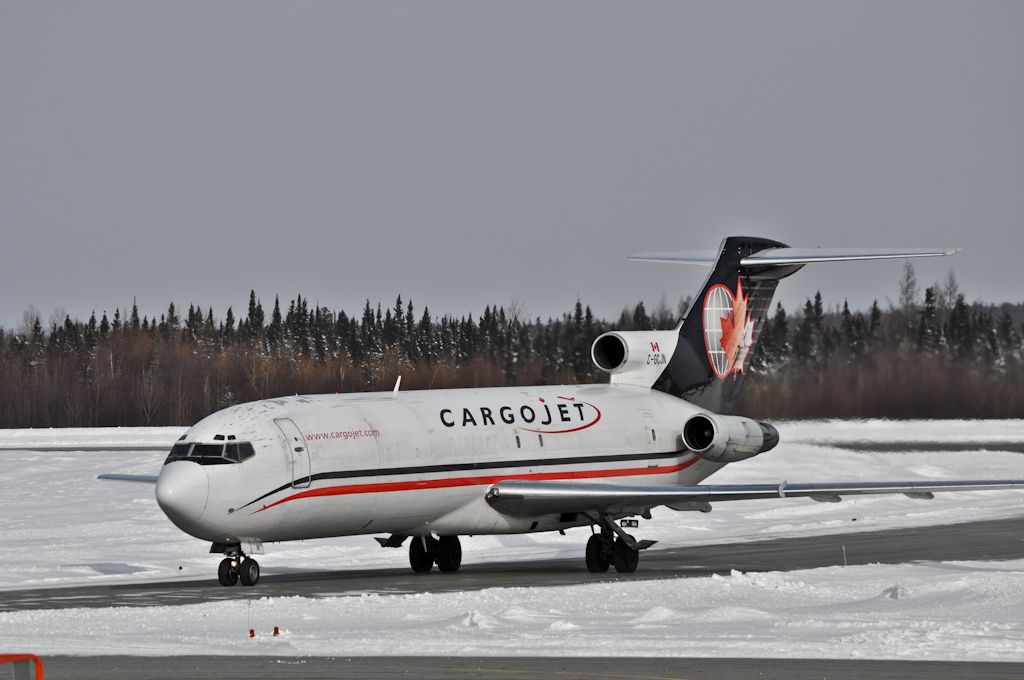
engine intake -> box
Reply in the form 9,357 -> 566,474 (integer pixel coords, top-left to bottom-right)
590,330 -> 679,387
592,333 -> 629,372
682,413 -> 779,463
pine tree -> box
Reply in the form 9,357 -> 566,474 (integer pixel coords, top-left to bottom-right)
166,303 -> 180,331
268,296 -> 283,351
418,307 -> 434,362
840,300 -> 857,356
946,294 -> 973,361
916,287 -> 939,350
793,298 -> 816,364
391,295 -> 405,356
65,315 -> 80,352
868,300 -> 882,342
997,308 -> 1018,354
404,299 -> 418,362
246,290 -> 264,340
85,311 -> 99,349
632,301 -> 650,330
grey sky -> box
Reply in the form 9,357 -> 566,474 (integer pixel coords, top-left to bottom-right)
1,1 -> 1022,330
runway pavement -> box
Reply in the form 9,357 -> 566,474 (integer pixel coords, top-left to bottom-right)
32,655 -> 1024,680
2,516 -> 1022,612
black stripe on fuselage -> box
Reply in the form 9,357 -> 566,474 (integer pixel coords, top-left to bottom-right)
235,449 -> 689,511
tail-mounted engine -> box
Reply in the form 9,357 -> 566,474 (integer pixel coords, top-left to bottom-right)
682,413 -> 779,463
591,331 -> 679,388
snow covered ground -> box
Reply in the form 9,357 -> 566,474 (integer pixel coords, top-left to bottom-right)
1,420 -> 1023,659
3,560 -> 1024,660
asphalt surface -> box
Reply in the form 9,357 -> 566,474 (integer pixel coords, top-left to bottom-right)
31,655 -> 1024,680
3,516 -> 1023,612
801,440 -> 1024,454
7,518 -> 1024,679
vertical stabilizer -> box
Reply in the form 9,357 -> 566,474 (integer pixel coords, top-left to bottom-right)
630,238 -> 959,414
648,237 -> 792,413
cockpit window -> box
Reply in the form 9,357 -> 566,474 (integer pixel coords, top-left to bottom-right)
190,443 -> 224,458
167,443 -> 191,459
239,442 -> 255,461
164,440 -> 256,465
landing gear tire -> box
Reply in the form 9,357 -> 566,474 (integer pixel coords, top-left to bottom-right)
409,537 -> 435,573
435,536 -> 462,573
217,557 -> 239,586
585,534 -> 611,573
612,535 -> 639,574
239,557 -> 260,586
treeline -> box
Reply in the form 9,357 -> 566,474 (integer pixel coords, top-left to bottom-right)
740,267 -> 1024,418
1,266 -> 1023,427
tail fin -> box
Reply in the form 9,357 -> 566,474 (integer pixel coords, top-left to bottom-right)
630,237 -> 958,414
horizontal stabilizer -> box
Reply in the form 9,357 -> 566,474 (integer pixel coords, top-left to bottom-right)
629,247 -> 959,267
485,478 -> 1024,516
97,473 -> 158,484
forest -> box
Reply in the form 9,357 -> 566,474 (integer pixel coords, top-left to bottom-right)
1,263 -> 1022,427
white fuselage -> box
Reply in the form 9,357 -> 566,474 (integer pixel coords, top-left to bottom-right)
156,384 -> 722,546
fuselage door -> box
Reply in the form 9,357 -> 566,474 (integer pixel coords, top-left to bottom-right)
274,417 -> 311,489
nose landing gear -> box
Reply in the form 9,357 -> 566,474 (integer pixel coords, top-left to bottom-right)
216,549 -> 260,586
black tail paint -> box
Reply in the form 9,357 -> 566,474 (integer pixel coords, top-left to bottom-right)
652,236 -> 802,414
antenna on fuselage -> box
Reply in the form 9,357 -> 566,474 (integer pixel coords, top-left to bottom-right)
393,376 -> 402,393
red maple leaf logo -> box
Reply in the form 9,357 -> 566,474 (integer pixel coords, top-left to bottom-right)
718,278 -> 755,376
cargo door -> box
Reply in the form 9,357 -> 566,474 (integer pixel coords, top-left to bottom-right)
274,418 -> 311,488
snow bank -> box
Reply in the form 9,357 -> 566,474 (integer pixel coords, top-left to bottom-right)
0,427 -> 185,450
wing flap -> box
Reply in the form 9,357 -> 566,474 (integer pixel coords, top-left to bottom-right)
485,479 -> 1024,516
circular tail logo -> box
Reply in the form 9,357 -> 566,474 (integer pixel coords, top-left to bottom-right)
702,279 -> 756,378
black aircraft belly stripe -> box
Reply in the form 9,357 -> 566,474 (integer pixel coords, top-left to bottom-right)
236,449 -> 691,512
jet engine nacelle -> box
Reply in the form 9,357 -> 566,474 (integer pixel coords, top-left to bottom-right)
590,330 -> 679,388
682,413 -> 780,463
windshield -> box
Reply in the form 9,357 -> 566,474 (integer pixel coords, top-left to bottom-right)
165,443 -> 191,460
164,441 -> 256,465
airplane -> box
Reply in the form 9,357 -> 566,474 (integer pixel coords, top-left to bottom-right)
102,236 -> 1024,586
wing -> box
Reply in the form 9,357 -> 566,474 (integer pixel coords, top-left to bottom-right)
485,479 -> 1024,516
97,473 -> 159,484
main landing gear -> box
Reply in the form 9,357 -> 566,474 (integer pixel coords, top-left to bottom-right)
217,551 -> 260,586
409,535 -> 462,573
584,515 -> 652,574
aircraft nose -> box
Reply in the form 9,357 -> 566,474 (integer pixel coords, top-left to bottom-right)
156,461 -> 209,522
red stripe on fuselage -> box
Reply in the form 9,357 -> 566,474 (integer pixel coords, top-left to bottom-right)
252,455 -> 700,514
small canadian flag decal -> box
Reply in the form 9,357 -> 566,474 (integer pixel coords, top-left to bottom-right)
650,341 -> 660,352
702,279 -> 756,378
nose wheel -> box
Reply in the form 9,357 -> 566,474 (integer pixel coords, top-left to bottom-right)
217,557 -> 239,586
216,553 -> 260,586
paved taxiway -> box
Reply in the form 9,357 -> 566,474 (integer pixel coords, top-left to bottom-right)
34,655 -> 1024,679
8,518 -> 1024,679
3,516 -> 1022,612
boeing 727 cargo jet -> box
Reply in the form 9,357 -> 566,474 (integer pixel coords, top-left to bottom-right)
104,237 -> 1024,586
